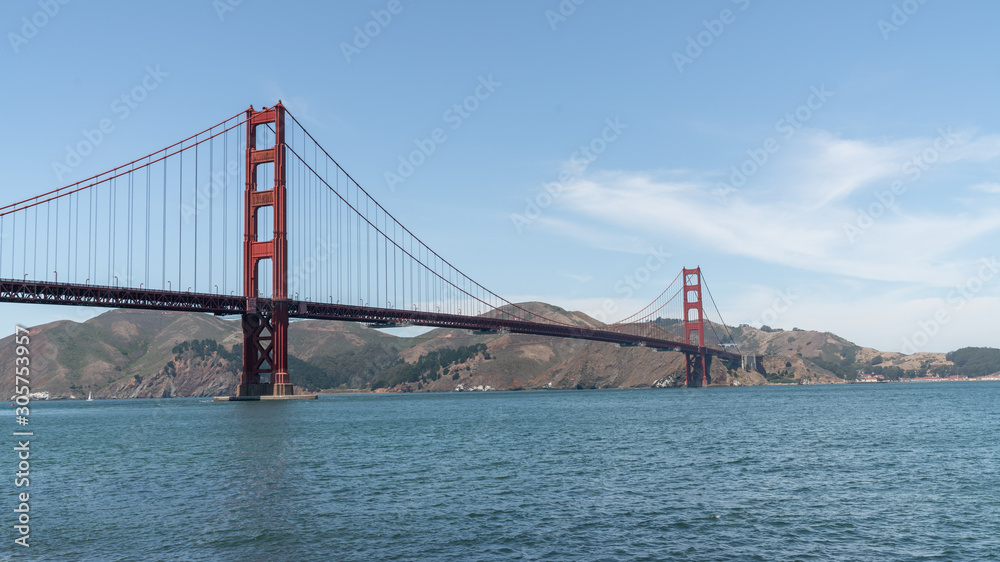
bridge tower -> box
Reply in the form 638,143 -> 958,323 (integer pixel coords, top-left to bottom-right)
239,103 -> 292,397
683,267 -> 711,387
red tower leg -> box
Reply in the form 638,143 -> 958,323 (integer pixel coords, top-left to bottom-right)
240,103 -> 292,397
683,267 -> 709,387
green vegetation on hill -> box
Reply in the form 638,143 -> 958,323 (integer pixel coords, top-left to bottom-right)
370,343 -> 488,390
53,323 -> 118,373
306,343 -> 403,390
865,365 -> 910,380
167,337 -> 387,392
172,339 -> 241,364
859,347 -> 1000,380
940,347 -> 1000,378
286,355 -> 331,390
654,318 -> 683,329
766,370 -> 796,384
163,337 -> 492,393
809,344 -> 860,379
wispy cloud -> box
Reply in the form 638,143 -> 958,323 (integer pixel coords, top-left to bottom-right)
560,271 -> 594,284
542,128 -> 1000,288
971,182 -> 1000,194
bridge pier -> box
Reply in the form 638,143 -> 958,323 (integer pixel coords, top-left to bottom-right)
741,354 -> 767,377
236,383 -> 273,397
270,302 -> 293,396
685,350 -> 712,387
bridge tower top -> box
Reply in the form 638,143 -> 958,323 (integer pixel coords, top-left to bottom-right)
683,267 -> 704,348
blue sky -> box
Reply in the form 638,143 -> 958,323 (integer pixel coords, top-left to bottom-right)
2,0 -> 1000,353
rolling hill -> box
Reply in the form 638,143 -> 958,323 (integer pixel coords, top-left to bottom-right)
0,305 -> 985,399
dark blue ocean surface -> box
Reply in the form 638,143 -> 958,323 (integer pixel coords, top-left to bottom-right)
8,383 -> 1000,560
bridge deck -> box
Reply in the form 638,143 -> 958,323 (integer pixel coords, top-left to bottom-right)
0,279 -> 742,363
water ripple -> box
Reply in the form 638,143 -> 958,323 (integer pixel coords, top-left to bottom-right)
19,383 -> 1000,560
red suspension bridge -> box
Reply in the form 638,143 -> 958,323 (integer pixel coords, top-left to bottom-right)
0,103 -> 761,396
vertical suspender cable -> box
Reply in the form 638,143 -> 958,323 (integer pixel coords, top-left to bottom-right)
366,195 -> 370,304
25,207 -> 30,278
72,193 -> 77,281
209,132 -> 214,292
110,178 -> 115,282
88,186 -> 92,282
146,161 -> 150,288
178,147 -> 183,289
160,150 -> 167,290
194,137 -> 198,292
128,165 -> 134,283
46,200 -> 51,281
357,185 -> 361,303
54,198 -> 59,282
337,169 -> 341,302
223,130 -> 228,294
383,212 -> 387,307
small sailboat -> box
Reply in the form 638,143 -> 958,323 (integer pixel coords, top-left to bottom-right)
87,392 -> 93,402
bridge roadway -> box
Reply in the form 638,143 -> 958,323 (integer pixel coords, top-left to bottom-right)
0,279 -> 743,364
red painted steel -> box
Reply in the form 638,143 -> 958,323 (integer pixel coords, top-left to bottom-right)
241,103 -> 292,397
683,267 -> 709,387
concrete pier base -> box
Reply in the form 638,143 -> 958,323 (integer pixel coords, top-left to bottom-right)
237,383 -> 273,397
272,383 -> 294,396
218,381 -> 316,401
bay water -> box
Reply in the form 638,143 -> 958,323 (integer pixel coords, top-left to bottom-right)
7,383 -> 1000,560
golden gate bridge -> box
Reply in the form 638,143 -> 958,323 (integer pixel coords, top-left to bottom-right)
0,103 -> 762,397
